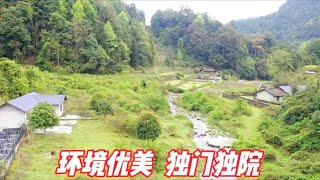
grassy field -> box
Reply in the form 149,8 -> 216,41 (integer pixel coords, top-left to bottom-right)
5,67 -> 318,179
166,79 -> 264,94
166,80 -> 210,91
4,69 -> 198,180
8,115 -> 195,180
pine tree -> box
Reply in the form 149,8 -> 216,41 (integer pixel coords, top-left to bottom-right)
81,0 -> 97,22
38,12 -> 73,68
130,22 -> 154,67
103,21 -> 118,59
111,11 -> 132,49
177,38 -> 184,61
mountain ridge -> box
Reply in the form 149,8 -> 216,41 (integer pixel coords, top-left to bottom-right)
233,0 -> 320,42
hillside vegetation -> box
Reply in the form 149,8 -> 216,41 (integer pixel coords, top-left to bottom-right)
1,59 -> 196,179
1,1 -> 320,179
151,7 -> 320,81
0,0 -> 154,74
234,0 -> 320,42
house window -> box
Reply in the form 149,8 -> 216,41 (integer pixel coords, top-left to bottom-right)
276,97 -> 280,101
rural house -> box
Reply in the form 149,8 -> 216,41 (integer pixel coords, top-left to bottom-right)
199,67 -> 222,82
255,85 -> 306,103
0,92 -> 67,129
199,67 -> 217,74
255,88 -> 287,103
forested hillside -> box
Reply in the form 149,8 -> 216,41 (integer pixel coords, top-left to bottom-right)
234,0 -> 320,42
151,8 -> 320,80
0,0 -> 155,74
151,9 -> 272,80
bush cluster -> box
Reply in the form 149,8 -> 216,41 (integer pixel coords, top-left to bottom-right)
136,111 -> 161,141
90,93 -> 113,116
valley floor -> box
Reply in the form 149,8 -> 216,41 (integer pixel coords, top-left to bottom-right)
7,114 -> 195,180
6,73 -> 319,179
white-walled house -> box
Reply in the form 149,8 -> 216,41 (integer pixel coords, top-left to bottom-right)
255,85 -> 306,104
0,92 -> 67,129
255,88 -> 287,103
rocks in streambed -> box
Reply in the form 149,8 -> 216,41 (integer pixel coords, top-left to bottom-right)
207,136 -> 233,148
168,94 -> 234,150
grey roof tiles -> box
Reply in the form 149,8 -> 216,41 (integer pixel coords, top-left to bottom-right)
5,92 -> 66,112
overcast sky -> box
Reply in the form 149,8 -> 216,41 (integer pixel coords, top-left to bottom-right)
124,0 -> 286,25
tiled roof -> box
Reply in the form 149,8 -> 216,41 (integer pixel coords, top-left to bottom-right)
279,86 -> 293,94
5,92 -> 66,112
257,88 -> 287,97
279,85 -> 306,95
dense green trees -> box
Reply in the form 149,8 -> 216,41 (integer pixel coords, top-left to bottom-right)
0,0 -> 155,74
151,6 -> 320,80
151,8 -> 270,79
1,0 -> 320,80
130,22 -> 155,67
234,0 -> 320,42
0,59 -> 29,101
307,38 -> 320,65
176,38 -> 184,61
0,1 -> 34,61
267,49 -> 295,76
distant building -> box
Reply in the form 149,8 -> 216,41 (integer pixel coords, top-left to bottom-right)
255,85 -> 306,103
0,92 -> 67,129
199,67 -> 222,82
199,67 -> 217,74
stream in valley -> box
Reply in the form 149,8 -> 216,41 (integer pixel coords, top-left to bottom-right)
168,94 -> 234,150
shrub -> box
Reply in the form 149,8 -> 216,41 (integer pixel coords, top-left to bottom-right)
279,87 -> 320,125
262,132 -> 283,147
92,99 -> 113,116
124,101 -> 145,113
175,72 -> 184,80
200,102 -> 215,113
232,99 -> 252,116
136,111 -> 161,141
166,125 -> 177,137
56,86 -> 66,94
167,84 -> 184,93
263,148 -> 277,162
141,79 -> 147,88
108,115 -> 137,135
146,95 -> 168,112
284,141 -> 301,153
28,103 -> 59,133
91,93 -> 113,116
191,103 -> 201,111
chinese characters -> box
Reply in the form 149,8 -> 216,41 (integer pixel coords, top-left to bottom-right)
56,149 -> 264,178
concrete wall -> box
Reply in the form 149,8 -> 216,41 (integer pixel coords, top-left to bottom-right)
0,104 -> 26,129
54,103 -> 64,117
